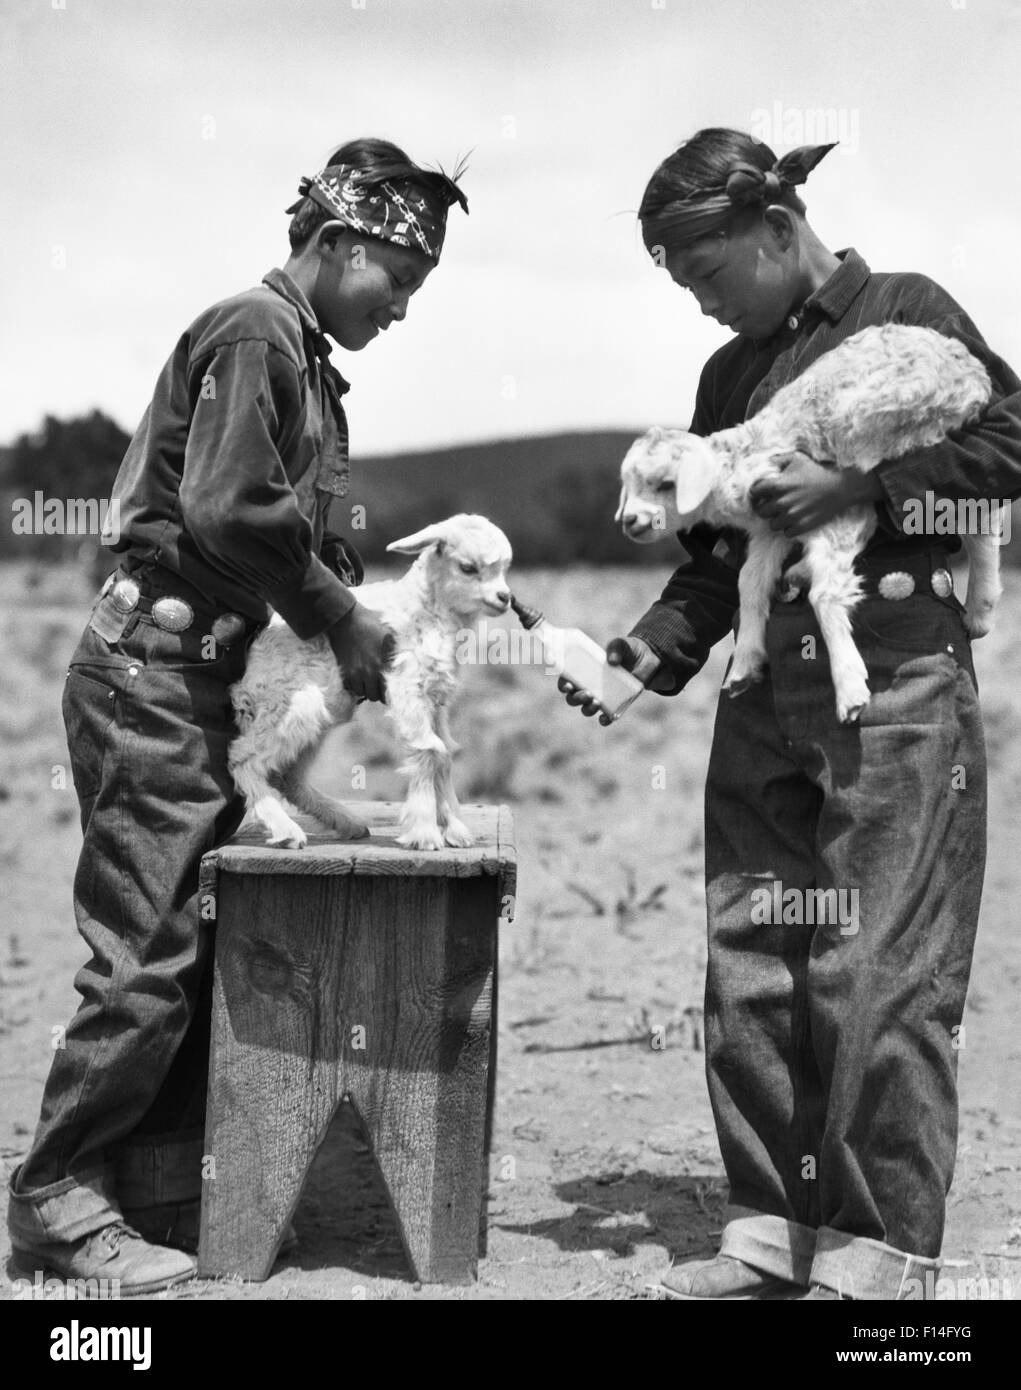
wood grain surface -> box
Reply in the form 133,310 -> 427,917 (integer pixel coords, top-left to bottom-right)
198,801 -> 515,1284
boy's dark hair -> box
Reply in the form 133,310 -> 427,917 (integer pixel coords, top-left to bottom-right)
639,127 -> 808,250
288,138 -> 465,252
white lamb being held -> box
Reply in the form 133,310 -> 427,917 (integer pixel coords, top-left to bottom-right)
616,323 -> 1001,723
228,514 -> 512,851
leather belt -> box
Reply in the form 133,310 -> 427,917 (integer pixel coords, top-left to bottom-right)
777,551 -> 957,605
99,567 -> 263,646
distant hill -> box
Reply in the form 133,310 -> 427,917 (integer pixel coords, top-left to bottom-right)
3,415 -> 1017,572
346,430 -> 665,566
345,432 -> 1021,568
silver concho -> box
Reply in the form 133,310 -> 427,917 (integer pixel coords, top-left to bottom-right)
878,571 -> 915,601
931,568 -> 954,599
110,577 -> 141,613
210,612 -> 246,646
151,597 -> 194,632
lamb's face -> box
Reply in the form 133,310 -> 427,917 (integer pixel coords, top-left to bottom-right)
387,514 -> 513,621
616,427 -> 718,542
434,524 -> 513,621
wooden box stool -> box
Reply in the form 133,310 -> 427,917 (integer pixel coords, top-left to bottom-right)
196,800 -> 515,1284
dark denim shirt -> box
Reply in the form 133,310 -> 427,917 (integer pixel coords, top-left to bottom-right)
630,248 -> 1021,691
108,268 -> 356,638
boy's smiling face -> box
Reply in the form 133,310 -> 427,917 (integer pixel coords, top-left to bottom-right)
309,228 -> 434,350
664,213 -> 800,341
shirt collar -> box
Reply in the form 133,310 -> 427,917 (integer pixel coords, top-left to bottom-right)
802,247 -> 871,322
749,247 -> 871,349
262,268 -> 351,395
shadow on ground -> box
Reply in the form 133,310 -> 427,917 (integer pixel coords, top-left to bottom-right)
495,1171 -> 726,1263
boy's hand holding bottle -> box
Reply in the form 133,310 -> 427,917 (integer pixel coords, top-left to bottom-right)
511,595 -> 667,727
560,635 -> 674,726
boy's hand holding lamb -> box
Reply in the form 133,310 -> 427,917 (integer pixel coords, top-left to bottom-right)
750,450 -> 884,535
327,603 -> 396,703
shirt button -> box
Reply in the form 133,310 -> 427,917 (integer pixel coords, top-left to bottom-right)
946,644 -> 954,654
787,314 -> 800,331
107,690 -> 115,700
128,665 -> 139,677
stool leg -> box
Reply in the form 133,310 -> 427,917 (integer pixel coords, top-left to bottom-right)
348,877 -> 498,1284
199,1050 -> 338,1278
198,880 -> 345,1281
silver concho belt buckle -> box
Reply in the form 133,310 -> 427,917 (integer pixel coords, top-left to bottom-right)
931,568 -> 954,599
877,571 -> 915,601
151,597 -> 194,633
110,577 -> 140,613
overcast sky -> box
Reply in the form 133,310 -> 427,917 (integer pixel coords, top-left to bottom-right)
2,0 -> 1020,454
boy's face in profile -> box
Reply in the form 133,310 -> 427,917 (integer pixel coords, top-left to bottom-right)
664,215 -> 799,342
311,230 -> 434,351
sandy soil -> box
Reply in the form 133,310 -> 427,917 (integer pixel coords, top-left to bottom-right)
1,560 -> 1019,1300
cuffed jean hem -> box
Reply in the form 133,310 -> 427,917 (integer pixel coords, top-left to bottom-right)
810,1226 -> 942,1300
114,1129 -> 205,1209
718,1205 -> 816,1286
7,1164 -> 120,1246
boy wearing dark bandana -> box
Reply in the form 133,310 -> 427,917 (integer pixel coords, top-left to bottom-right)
7,139 -> 467,1293
565,128 -> 1021,1300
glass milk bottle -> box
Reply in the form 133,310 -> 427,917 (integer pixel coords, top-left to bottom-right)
511,596 -> 644,721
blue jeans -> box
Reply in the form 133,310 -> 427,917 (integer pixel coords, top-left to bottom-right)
705,585 -> 986,1299
8,591 -> 252,1247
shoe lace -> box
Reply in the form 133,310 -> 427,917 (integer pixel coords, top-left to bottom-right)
95,1220 -> 143,1255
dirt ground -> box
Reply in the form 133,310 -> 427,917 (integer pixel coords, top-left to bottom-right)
1,559 -> 1019,1301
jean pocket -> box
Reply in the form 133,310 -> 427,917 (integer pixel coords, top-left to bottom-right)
62,662 -> 131,801
854,595 -> 966,656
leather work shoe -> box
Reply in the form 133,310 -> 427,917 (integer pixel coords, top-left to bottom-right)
649,1254 -> 803,1300
125,1199 -> 299,1259
12,1220 -> 196,1296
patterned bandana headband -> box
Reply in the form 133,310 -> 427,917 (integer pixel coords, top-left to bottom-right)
286,161 -> 468,263
641,142 -> 837,253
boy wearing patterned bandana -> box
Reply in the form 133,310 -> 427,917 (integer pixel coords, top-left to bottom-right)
7,139 -> 467,1293
563,129 -> 1021,1299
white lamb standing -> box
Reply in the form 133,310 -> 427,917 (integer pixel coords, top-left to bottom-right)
228,514 -> 513,851
616,323 -> 1001,723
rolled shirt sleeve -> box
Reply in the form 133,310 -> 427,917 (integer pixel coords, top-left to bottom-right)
178,338 -> 356,639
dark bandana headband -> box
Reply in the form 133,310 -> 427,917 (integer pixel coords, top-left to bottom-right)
641,142 -> 837,252
285,162 -> 468,263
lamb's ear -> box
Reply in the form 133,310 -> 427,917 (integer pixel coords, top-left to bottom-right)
613,484 -> 628,524
386,524 -> 448,555
671,438 -> 719,516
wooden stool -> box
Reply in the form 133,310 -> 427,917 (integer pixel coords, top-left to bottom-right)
196,801 -> 515,1284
